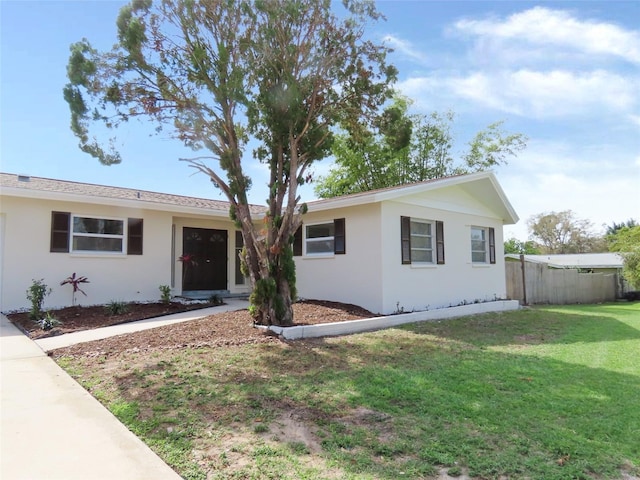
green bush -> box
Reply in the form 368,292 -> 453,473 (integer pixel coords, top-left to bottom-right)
37,312 -> 60,331
26,279 -> 51,320
105,300 -> 129,316
159,285 -> 172,304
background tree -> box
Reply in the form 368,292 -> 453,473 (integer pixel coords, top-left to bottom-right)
314,96 -> 527,197
64,0 -> 396,326
504,238 -> 540,255
605,219 -> 638,236
527,210 -> 605,254
607,223 -> 640,288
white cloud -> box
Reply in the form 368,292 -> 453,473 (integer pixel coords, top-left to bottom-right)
455,7 -> 640,65
382,34 -> 429,64
397,69 -> 638,119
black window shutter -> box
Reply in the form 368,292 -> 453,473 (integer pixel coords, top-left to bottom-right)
436,220 -> 445,265
293,226 -> 302,256
334,218 -> 346,254
127,218 -> 143,255
489,227 -> 496,264
50,212 -> 70,252
401,216 -> 411,264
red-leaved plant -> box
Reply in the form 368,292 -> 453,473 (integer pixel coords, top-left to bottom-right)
60,273 -> 89,306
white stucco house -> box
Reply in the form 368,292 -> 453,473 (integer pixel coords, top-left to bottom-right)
0,171 -> 518,314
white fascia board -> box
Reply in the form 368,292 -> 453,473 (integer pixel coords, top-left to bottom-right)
1,187 -> 231,219
306,172 -> 490,213
306,171 -> 519,224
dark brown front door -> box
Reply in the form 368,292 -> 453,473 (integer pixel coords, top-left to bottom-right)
182,228 -> 227,291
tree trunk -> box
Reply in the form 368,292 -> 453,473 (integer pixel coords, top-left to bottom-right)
245,247 -> 296,327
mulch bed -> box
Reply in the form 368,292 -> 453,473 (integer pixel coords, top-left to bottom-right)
7,299 -> 375,357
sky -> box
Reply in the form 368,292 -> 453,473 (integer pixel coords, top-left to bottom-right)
1,0 -> 639,240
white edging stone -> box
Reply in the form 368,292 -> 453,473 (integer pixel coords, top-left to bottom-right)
266,300 -> 520,340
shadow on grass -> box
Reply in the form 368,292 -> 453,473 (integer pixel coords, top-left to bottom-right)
108,305 -> 639,479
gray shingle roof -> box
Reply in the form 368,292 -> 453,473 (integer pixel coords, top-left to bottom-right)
0,173 -> 267,215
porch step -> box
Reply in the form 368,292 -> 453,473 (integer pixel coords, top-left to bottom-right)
180,291 -> 250,301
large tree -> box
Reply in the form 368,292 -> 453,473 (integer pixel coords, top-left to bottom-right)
607,223 -> 640,289
527,210 -> 605,254
314,97 -> 527,198
64,0 -> 396,326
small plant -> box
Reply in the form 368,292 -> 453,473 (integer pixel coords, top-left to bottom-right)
394,302 -> 405,314
209,293 -> 223,305
26,279 -> 51,320
159,285 -> 172,304
37,312 -> 61,331
105,300 -> 129,316
60,273 -> 89,306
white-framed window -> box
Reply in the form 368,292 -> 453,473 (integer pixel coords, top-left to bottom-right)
71,215 -> 125,253
410,219 -> 434,263
471,226 -> 496,264
305,222 -> 335,255
401,216 -> 444,265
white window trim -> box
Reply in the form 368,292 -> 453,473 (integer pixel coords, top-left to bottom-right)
471,226 -> 488,264
410,218 -> 435,265
71,214 -> 127,254
304,221 -> 335,257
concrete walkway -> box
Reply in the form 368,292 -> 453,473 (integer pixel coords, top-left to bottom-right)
0,299 -> 248,479
36,298 -> 249,352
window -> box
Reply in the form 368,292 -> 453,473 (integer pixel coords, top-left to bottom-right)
401,216 -> 444,265
293,218 -> 345,257
471,226 -> 496,264
50,212 -> 143,255
306,222 -> 335,255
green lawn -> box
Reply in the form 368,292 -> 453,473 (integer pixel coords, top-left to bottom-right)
58,303 -> 640,479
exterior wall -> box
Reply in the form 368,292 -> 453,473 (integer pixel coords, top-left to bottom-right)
294,203 -> 385,313
0,196 -> 173,311
171,216 -> 251,296
379,192 -> 507,314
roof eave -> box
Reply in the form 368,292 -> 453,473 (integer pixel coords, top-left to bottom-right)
1,186 -> 233,218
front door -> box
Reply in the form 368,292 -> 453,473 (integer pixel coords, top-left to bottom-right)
182,228 -> 227,291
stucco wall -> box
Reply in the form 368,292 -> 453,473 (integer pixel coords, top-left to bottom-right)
294,203 -> 385,313
380,193 -> 507,314
295,184 -> 509,315
0,196 -> 173,311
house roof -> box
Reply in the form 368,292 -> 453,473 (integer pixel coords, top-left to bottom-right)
306,171 -> 519,225
0,172 -> 266,217
505,253 -> 624,269
1,170 -> 518,224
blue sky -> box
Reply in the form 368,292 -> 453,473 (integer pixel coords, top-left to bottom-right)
1,1 -> 638,240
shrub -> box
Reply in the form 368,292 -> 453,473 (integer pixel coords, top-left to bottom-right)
60,273 -> 89,306
37,312 -> 60,331
159,285 -> 172,304
209,294 -> 223,305
26,279 -> 51,320
105,300 -> 129,316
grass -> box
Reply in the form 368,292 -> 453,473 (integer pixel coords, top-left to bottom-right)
57,302 -> 640,479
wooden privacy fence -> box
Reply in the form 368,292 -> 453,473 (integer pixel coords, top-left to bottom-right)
506,260 -> 617,305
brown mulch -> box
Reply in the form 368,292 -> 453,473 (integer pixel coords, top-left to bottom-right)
7,301 -> 217,340
8,299 -> 375,358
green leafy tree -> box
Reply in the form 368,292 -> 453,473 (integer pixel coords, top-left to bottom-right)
314,97 -> 527,197
63,0 -> 396,326
607,224 -> 640,288
504,238 -> 540,255
527,210 -> 605,254
605,219 -> 638,236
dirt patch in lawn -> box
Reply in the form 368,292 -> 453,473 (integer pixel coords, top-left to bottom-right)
48,300 -> 375,358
